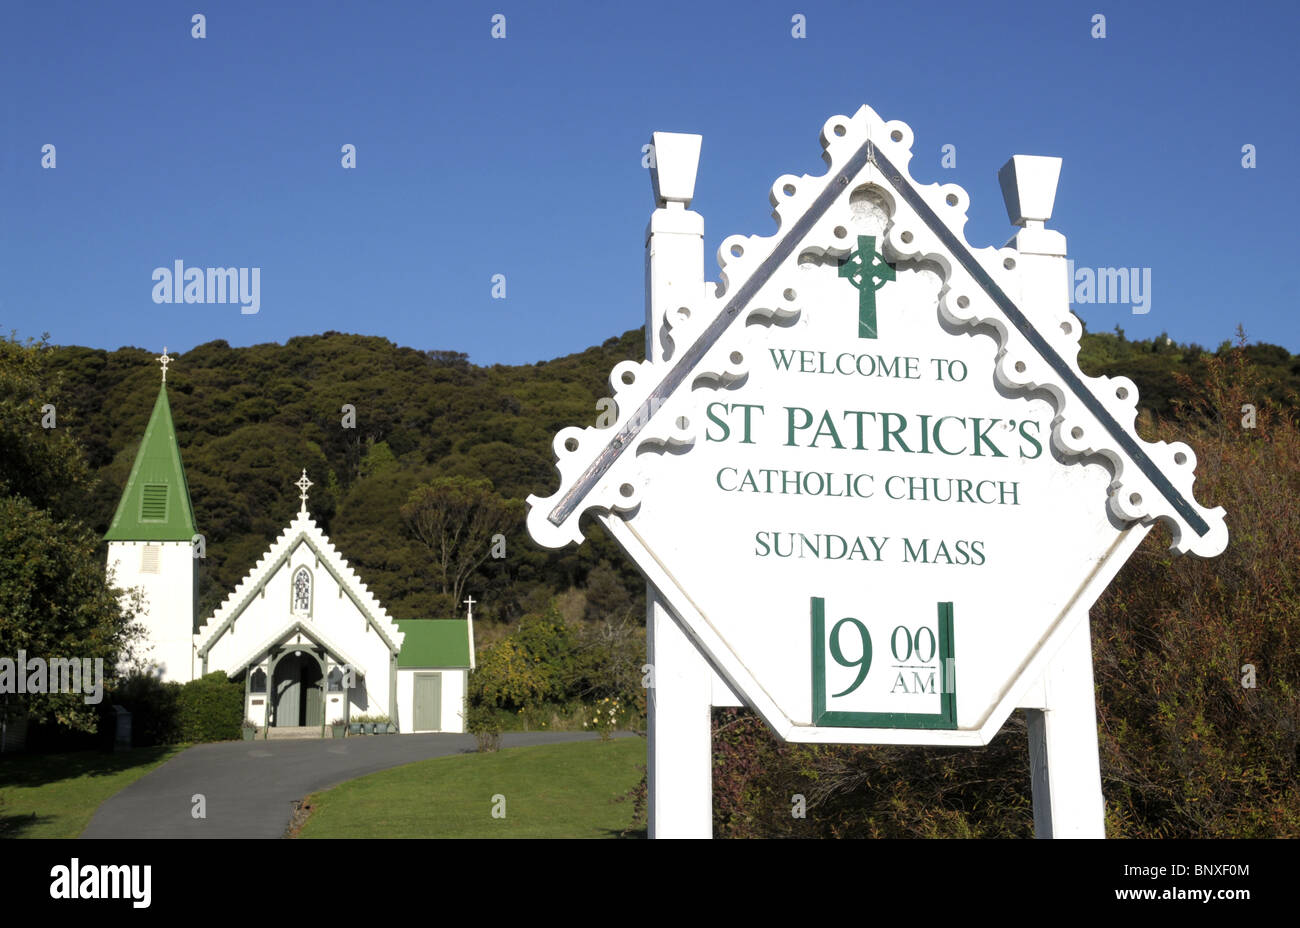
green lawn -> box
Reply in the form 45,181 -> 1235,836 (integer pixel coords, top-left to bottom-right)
298,737 -> 646,838
0,745 -> 185,838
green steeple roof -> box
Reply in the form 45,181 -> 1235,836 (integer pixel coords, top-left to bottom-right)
104,384 -> 198,542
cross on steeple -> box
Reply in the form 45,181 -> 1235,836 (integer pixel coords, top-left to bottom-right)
156,347 -> 173,382
839,235 -> 895,339
463,595 -> 476,621
295,469 -> 313,513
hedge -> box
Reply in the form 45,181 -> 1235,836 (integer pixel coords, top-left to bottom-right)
175,672 -> 244,743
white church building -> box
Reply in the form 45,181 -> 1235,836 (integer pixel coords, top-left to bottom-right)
104,354 -> 474,734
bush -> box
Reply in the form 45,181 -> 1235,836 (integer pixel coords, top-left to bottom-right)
709,707 -> 1032,838
570,614 -> 645,707
465,704 -> 502,753
471,611 -> 575,711
100,670 -> 243,746
110,672 -> 181,747
176,672 -> 243,743
1090,345 -> 1300,836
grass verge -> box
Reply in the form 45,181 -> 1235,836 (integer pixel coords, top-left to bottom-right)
297,737 -> 645,838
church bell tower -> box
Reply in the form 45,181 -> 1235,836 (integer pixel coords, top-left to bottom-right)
104,348 -> 199,682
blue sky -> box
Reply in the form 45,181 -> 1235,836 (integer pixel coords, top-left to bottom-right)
2,0 -> 1296,364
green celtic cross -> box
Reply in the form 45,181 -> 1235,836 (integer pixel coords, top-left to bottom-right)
839,235 -> 895,339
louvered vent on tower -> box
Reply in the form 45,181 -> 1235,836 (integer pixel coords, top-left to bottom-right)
141,484 -> 168,521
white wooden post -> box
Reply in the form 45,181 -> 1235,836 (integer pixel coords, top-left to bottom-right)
1001,154 -> 1105,838
1023,609 -> 1107,838
646,589 -> 714,838
644,132 -> 714,839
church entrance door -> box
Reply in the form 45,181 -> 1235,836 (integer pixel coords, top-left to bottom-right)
272,652 -> 324,727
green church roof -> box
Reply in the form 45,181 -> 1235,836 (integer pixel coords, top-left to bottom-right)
395,619 -> 472,668
104,384 -> 198,542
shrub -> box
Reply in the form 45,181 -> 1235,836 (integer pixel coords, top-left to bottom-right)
176,672 -> 244,743
465,704 -> 502,753
570,614 -> 645,706
582,696 -> 625,742
1090,344 -> 1300,836
470,611 -> 575,710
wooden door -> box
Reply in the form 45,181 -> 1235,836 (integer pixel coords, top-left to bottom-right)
413,673 -> 442,732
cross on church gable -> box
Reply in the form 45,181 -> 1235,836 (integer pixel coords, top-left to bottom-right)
295,469 -> 313,511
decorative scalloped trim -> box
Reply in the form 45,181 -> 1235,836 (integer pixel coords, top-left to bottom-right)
526,105 -> 1227,557
195,514 -> 405,655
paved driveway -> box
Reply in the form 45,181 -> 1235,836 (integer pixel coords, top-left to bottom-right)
82,731 -> 626,838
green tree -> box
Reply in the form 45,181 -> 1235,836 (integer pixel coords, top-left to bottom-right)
400,476 -> 523,610
0,334 -> 139,731
0,333 -> 94,517
0,497 -> 140,732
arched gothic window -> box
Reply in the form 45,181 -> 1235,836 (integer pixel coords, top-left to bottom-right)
292,566 -> 312,615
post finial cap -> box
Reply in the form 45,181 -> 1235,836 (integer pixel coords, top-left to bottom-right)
650,131 -> 703,208
998,155 -> 1062,228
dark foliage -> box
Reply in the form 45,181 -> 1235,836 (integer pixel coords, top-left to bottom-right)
109,673 -> 181,747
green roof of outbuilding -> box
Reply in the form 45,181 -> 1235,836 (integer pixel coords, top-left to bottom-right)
395,619 -> 472,668
104,384 -> 198,542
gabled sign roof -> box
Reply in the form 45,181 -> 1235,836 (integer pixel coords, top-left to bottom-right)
530,106 -> 1225,558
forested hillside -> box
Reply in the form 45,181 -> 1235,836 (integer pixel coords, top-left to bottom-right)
38,325 -> 1300,628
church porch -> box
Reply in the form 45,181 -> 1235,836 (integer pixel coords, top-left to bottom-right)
230,625 -> 380,733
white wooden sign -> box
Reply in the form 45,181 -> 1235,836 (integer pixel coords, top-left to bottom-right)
527,105 -> 1226,837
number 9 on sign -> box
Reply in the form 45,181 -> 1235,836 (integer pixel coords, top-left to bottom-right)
829,617 -> 871,697
810,597 -> 958,730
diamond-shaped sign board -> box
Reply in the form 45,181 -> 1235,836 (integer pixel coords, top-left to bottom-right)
528,105 -> 1226,746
